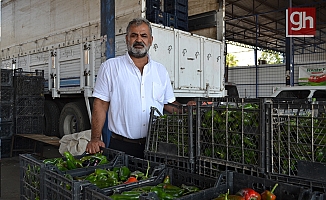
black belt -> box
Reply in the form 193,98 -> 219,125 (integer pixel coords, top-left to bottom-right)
111,132 -> 146,145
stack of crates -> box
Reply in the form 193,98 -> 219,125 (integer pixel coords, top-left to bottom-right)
146,0 -> 188,31
0,69 -> 15,157
164,0 -> 188,31
14,68 -> 45,135
146,0 -> 166,25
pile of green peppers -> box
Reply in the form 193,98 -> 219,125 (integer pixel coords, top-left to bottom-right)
110,175 -> 200,200
82,166 -> 149,189
43,151 -> 108,171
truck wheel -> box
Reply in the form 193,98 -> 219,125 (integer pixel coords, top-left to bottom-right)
59,101 -> 90,137
44,100 -> 60,137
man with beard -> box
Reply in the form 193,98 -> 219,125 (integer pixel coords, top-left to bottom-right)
86,18 -> 182,158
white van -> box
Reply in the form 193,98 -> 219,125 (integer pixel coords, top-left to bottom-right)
271,86 -> 326,101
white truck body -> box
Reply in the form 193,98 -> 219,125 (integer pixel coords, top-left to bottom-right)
1,0 -> 226,136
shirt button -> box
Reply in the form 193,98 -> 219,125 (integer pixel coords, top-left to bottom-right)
143,110 -> 145,112
142,96 -> 144,98
143,124 -> 145,126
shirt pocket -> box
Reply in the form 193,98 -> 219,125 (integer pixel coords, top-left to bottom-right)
153,82 -> 164,103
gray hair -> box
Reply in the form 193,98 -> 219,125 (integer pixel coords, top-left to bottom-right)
126,18 -> 152,36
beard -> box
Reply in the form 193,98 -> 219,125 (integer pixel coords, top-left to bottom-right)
127,41 -> 150,58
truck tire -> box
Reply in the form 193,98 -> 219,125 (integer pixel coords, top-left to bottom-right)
58,101 -> 91,137
44,100 -> 60,137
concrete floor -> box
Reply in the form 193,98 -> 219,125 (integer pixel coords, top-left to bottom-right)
1,145 -> 61,200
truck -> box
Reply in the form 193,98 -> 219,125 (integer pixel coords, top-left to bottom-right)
1,0 -> 227,138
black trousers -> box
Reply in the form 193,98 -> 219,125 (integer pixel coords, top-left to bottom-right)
109,137 -> 145,159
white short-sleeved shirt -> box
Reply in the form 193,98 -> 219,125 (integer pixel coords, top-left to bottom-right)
93,52 -> 176,139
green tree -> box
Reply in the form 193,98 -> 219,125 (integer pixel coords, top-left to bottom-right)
226,53 -> 238,67
259,51 -> 283,64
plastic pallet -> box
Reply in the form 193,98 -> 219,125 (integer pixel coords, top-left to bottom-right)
145,106 -> 196,173
0,87 -> 14,104
84,167 -> 216,200
15,96 -> 44,116
196,98 -> 264,178
15,116 -> 44,134
1,69 -> 13,87
0,104 -> 14,121
44,154 -> 163,200
0,121 -> 14,139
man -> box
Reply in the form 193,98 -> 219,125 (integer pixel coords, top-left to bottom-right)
86,18 -> 182,158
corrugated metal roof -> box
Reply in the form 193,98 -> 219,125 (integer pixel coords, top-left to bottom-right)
225,0 -> 326,53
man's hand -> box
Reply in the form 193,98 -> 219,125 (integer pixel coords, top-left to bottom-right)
86,138 -> 105,154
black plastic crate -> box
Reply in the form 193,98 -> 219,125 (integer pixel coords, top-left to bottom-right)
1,138 -> 12,158
174,171 -> 314,200
0,103 -> 14,121
15,96 -> 44,116
20,148 -> 124,200
196,98 -> 265,178
145,106 -> 196,173
15,116 -> 44,134
84,167 -> 216,200
44,154 -> 163,200
14,68 -> 45,96
176,19 -> 188,31
0,87 -> 14,103
1,69 -> 13,87
146,9 -> 166,25
164,2 -> 188,14
20,154 -> 47,200
266,100 -> 326,180
0,121 -> 14,139
146,0 -> 161,15
164,0 -> 188,7
166,13 -> 177,28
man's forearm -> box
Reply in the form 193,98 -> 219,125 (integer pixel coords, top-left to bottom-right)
91,98 -> 109,140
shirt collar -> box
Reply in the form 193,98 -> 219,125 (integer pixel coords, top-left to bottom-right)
125,51 -> 152,65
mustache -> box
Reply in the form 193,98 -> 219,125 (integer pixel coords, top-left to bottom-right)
133,41 -> 145,47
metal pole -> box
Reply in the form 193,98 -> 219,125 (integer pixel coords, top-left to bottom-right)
101,0 -> 115,60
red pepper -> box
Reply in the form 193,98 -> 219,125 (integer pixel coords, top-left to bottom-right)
236,188 -> 261,200
213,189 -> 245,200
123,176 -> 138,184
261,184 -> 278,200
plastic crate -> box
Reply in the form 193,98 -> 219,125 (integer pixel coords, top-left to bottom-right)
165,13 -> 177,28
1,138 -> 12,158
15,96 -> 44,116
196,98 -> 265,178
1,69 -> 13,87
0,104 -> 14,121
0,121 -> 14,139
145,106 -> 196,173
176,19 -> 188,31
266,100 -> 326,181
15,116 -> 44,134
44,154 -> 163,200
146,0 -> 161,15
0,87 -> 14,104
14,68 -> 45,96
20,148 -> 124,200
172,171 -> 315,200
146,9 -> 166,25
20,154 -> 47,200
84,167 -> 216,200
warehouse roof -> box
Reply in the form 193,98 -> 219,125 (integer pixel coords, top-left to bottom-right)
225,0 -> 326,54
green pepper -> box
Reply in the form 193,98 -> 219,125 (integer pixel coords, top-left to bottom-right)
55,161 -> 68,171
63,151 -> 77,170
85,174 -> 97,182
43,158 -> 59,165
121,191 -> 144,196
119,166 -> 130,181
181,184 -> 200,193
95,168 -> 109,176
163,175 -> 170,184
93,153 -> 108,165
130,170 -> 145,180
150,186 -> 175,200
132,186 -> 153,192
94,177 -> 117,189
109,194 -> 140,200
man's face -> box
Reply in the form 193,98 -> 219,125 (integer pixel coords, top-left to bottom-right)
126,23 -> 153,58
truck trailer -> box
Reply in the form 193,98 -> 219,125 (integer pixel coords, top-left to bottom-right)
1,0 -> 227,137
